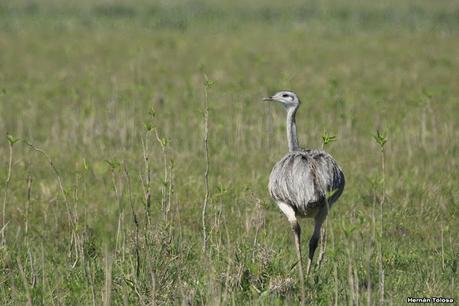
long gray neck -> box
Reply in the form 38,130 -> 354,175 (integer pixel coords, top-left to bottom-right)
286,106 -> 299,152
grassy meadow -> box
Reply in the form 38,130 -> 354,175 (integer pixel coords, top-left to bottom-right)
1,0 -> 458,304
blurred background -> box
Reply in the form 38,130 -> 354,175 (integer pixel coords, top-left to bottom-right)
0,0 -> 458,305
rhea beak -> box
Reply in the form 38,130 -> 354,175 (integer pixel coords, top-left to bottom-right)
263,96 -> 273,102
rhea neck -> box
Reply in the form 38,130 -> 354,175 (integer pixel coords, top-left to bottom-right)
286,105 -> 300,152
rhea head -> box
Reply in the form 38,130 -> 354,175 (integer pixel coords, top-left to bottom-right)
263,90 -> 301,110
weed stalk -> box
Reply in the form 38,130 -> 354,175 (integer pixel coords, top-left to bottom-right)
2,135 -> 18,245
374,130 -> 387,304
202,74 -> 213,253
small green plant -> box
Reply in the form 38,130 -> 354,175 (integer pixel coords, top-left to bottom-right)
148,106 -> 156,118
144,122 -> 154,132
82,158 -> 90,171
321,131 -> 337,148
7,134 -> 20,146
105,159 -> 121,170
203,73 -> 215,89
373,130 -> 387,150
144,107 -> 157,132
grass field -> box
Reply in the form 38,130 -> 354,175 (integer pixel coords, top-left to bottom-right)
1,0 -> 458,305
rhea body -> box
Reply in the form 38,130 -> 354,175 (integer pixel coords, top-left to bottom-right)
264,90 -> 345,301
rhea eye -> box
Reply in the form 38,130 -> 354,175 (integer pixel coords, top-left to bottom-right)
282,94 -> 293,100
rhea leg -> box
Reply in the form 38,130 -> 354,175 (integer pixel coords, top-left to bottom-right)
316,199 -> 330,270
307,207 -> 327,274
277,202 -> 305,304
291,221 -> 305,304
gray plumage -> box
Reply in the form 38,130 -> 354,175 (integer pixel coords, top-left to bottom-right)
269,149 -> 345,217
263,90 -> 345,303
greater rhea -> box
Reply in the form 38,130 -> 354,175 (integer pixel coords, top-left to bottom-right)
264,90 -> 345,300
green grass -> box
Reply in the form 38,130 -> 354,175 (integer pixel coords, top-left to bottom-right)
0,0 -> 458,305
